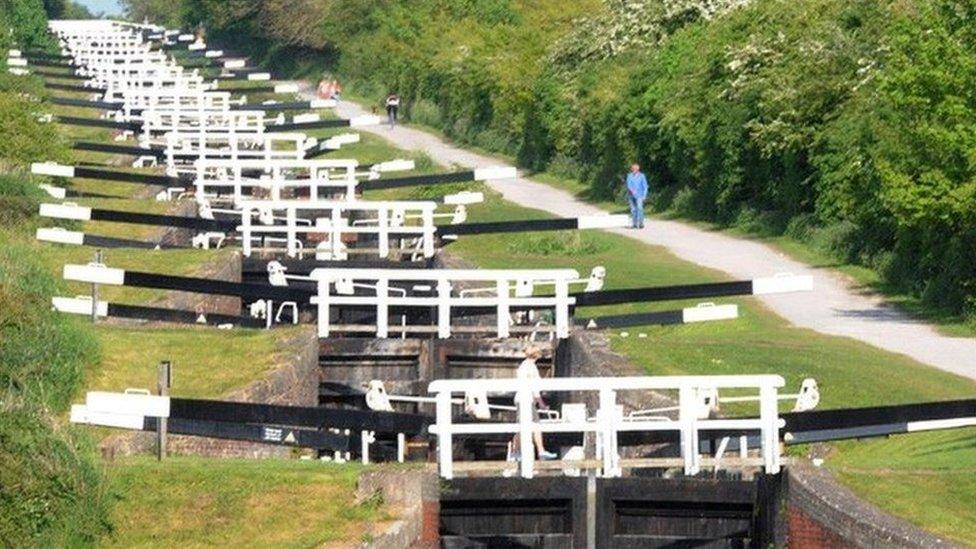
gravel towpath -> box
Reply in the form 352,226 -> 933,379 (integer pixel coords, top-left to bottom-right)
317,94 -> 975,380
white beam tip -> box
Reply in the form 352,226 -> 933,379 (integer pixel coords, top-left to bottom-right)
223,59 -> 246,69
36,227 -> 84,245
62,264 -> 125,285
39,203 -> 92,220
753,274 -> 814,295
443,191 -> 485,205
38,184 -> 66,199
247,72 -> 271,81
7,57 -> 27,67
9,49 -> 21,57
177,33 -> 194,42
309,99 -> 337,109
86,391 -> 170,417
349,114 -> 382,127
187,42 -> 205,51
31,162 -> 75,178
473,166 -> 517,181
273,83 -> 299,94
578,214 -> 630,230
204,49 -> 224,58
292,113 -> 320,124
52,296 -> 107,316
69,404 -> 88,424
682,303 -> 739,323
332,133 -> 359,145
374,159 -> 415,172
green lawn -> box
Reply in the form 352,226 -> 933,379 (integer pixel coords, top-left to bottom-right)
829,428 -> 976,546
531,166 -> 976,338
349,129 -> 976,540
101,457 -> 385,548
37,245 -> 233,304
86,325 -> 301,399
38,81 -> 974,544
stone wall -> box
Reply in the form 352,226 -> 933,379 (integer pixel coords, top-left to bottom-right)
356,468 -> 440,549
784,462 -> 958,548
559,329 -> 675,413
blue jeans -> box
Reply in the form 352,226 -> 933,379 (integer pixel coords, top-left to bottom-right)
628,195 -> 645,228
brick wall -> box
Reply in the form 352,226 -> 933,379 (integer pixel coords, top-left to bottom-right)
788,504 -> 853,548
784,462 -> 956,548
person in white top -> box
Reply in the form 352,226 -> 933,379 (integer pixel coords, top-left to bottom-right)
385,93 -> 400,129
511,347 -> 558,461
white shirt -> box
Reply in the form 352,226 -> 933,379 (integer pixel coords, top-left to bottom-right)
516,358 -> 541,400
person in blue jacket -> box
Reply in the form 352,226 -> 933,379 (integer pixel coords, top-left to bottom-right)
625,163 -> 648,229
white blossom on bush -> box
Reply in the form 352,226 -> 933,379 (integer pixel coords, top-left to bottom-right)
546,0 -> 752,71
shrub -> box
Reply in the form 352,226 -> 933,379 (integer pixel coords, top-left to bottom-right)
177,0 -> 976,314
408,98 -> 442,128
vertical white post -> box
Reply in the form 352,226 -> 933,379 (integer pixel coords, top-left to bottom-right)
496,278 -> 510,338
310,167 -> 320,201
286,207 -> 298,258
555,279 -> 570,338
315,279 -> 331,338
397,433 -> 406,463
759,383 -> 780,473
437,278 -> 452,339
233,165 -> 243,205
241,207 -> 252,256
330,207 -> 342,259
517,387 -> 535,479
423,208 -> 434,257
598,388 -> 618,477
378,206 -> 390,258
436,391 -> 453,479
376,277 -> 389,338
679,384 -> 700,475
361,430 -> 371,465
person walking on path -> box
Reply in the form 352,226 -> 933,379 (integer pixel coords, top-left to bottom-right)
625,163 -> 648,229
385,92 -> 400,129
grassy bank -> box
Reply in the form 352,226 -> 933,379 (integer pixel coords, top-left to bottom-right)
101,457 -> 385,547
359,129 -> 976,541
89,325 -> 301,399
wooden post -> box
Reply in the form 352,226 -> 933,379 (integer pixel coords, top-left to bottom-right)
156,361 -> 172,460
91,249 -> 103,323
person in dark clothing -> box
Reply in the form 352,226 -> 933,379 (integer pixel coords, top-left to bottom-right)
385,93 -> 400,129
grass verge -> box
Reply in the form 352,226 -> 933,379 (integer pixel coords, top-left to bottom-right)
101,457 -> 385,548
353,131 -> 976,540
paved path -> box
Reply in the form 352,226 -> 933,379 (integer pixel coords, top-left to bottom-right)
324,94 -> 975,380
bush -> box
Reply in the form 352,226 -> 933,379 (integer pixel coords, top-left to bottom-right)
408,98 -> 442,128
178,0 -> 976,315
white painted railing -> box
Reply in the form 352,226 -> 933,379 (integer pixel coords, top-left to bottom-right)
309,268 -> 579,339
238,199 -> 439,259
161,133 -> 310,179
428,375 -> 786,479
193,158 -> 359,203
